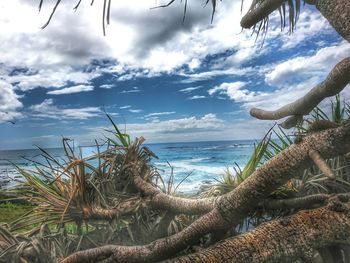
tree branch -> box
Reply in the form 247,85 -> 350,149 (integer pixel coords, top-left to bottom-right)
250,57 -> 350,128
133,175 -> 215,215
73,174 -> 215,222
165,200 -> 350,263
61,122 -> 350,263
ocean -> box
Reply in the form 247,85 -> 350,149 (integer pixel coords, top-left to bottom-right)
0,140 -> 256,194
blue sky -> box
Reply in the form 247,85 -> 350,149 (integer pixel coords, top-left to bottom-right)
0,0 -> 349,149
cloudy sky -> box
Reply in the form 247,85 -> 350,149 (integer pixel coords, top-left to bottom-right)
0,0 -> 349,149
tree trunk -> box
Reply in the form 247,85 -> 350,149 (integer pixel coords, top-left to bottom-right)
316,0 -> 350,42
165,200 -> 350,263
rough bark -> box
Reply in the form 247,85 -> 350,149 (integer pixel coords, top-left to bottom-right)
316,0 -> 350,42
165,200 -> 350,263
61,122 -> 350,263
249,57 -> 350,128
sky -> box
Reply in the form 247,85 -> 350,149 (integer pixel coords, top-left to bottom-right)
0,0 -> 349,149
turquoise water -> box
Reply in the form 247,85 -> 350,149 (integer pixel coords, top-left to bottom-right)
0,140 -> 256,193
147,140 -> 255,193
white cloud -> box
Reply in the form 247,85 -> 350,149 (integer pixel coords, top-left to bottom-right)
207,79 -> 315,112
119,113 -> 226,141
179,67 -> 254,83
0,0 -> 260,85
179,86 -> 203,93
266,41 -> 350,87
100,84 -> 114,89
179,86 -> 202,93
280,9 -> 333,49
144,49 -> 188,73
257,42 -> 350,113
129,109 -> 143,113
7,67 -> 100,91
1,116 -> 275,149
188,95 -> 206,100
144,116 -> 160,122
144,112 -> 176,118
0,80 -> 23,123
0,2 -> 108,91
208,81 -> 258,102
119,105 -> 131,109
29,99 -> 101,119
120,87 -> 141,94
208,41 -> 350,114
47,84 -> 94,95
0,0 -> 340,92
243,78 -> 321,111
80,113 -> 273,144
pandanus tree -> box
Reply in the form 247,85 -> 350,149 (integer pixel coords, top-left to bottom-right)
1,0 -> 350,262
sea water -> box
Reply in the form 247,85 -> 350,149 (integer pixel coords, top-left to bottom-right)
0,140 -> 256,194
0,148 -> 65,189
147,140 -> 255,193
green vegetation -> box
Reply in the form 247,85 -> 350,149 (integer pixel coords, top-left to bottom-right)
0,203 -> 33,224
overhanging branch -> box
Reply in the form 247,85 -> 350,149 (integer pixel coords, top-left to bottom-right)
250,57 -> 350,128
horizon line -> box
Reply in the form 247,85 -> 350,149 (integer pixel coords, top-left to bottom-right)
0,138 -> 261,151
